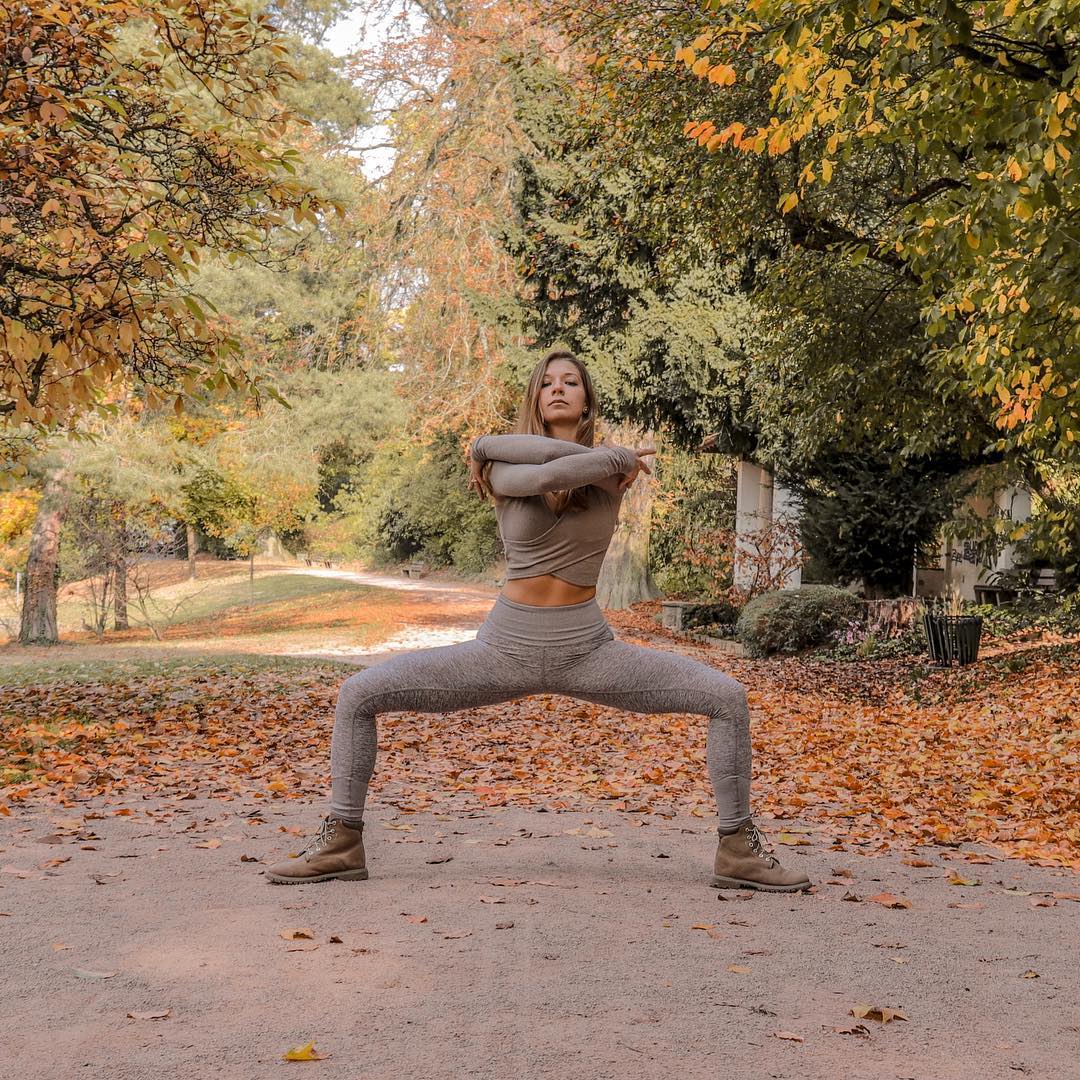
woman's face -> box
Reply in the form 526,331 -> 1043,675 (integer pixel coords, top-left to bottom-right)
539,359 -> 587,426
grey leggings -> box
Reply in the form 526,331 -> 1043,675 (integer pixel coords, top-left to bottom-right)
330,594 -> 752,829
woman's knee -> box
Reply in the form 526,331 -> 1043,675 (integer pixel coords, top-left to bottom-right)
703,674 -> 749,724
336,669 -> 383,721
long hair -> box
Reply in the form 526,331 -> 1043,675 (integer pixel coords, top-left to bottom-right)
487,348 -> 599,515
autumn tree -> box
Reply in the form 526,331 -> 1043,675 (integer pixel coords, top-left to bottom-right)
0,0 -> 338,464
500,50 -> 1002,594
549,0 -> 1080,576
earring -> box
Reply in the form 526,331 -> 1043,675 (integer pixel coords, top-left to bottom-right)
583,407 -> 589,415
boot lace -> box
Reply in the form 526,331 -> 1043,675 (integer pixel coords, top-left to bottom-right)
742,822 -> 779,868
301,818 -> 338,857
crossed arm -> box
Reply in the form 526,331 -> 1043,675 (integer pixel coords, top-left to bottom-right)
469,434 -> 639,498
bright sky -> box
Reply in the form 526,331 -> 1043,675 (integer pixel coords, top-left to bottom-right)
324,6 -> 398,179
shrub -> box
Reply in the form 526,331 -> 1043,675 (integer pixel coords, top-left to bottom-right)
736,585 -> 864,658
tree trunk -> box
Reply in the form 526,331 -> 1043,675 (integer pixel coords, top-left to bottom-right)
113,554 -> 129,631
595,423 -> 662,610
186,523 -> 197,580
18,466 -> 71,645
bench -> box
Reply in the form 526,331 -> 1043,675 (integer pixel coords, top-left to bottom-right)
402,561 -> 429,579
974,568 -> 1058,606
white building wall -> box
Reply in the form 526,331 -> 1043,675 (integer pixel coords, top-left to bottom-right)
733,459 -> 801,590
733,456 -> 1030,599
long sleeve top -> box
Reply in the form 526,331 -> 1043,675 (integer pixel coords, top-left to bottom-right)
469,433 -> 639,586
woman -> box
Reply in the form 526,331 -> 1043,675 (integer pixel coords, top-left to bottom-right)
266,349 -> 810,892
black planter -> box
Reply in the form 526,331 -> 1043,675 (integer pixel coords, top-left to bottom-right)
923,613 -> 983,666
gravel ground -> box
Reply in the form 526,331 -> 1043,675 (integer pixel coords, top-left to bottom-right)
2,796 -> 1078,1080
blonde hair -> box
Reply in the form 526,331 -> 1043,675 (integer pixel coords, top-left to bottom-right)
486,348 -> 599,514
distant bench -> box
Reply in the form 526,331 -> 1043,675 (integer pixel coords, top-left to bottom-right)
296,552 -> 336,569
402,561 -> 429,579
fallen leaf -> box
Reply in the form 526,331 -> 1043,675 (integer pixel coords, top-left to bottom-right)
705,929 -> 725,940
830,867 -> 853,878
1029,897 -> 1057,908
127,1009 -> 170,1020
948,902 -> 986,910
902,858 -> 934,868
1051,892 -> 1080,902
1021,970 -> 1039,979
495,921 -> 514,930
947,872 -> 980,886
727,964 -> 751,974
441,930 -> 472,939
425,855 -> 453,864
283,1041 -> 328,1061
776,833 -> 810,846
841,891 -> 862,902
73,968 -> 119,980
890,957 -> 910,965
279,928 -> 315,940
868,893 -> 911,909
51,942 -> 71,951
328,936 -> 343,944
404,915 -> 428,924
772,1031 -> 804,1043
850,1003 -> 908,1023
193,839 -> 221,850
691,923 -> 716,931
833,1023 -> 871,1037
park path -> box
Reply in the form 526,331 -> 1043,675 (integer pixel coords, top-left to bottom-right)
1,795 -> 1077,1080
273,565 -> 499,661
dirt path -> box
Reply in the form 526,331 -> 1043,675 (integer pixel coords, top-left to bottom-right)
2,795 -> 1077,1080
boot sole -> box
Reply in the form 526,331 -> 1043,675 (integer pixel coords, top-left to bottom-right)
266,868 -> 369,884
711,874 -> 811,893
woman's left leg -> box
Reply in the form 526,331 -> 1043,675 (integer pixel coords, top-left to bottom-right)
549,637 -> 811,890
546,638 -> 751,829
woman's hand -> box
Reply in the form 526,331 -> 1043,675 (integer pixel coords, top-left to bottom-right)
466,455 -> 494,500
617,447 -> 656,492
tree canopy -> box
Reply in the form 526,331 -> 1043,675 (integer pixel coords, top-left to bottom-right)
0,0 -> 340,464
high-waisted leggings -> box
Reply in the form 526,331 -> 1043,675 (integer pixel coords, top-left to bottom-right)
330,594 -> 753,829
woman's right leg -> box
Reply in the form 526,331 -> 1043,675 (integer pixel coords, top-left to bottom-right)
330,636 -> 538,823
266,634 -> 537,883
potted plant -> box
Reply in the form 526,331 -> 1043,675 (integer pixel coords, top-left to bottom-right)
922,585 -> 983,666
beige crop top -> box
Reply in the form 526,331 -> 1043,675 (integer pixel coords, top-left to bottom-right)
469,433 -> 639,587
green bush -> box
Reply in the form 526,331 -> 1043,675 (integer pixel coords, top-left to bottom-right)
736,585 -> 864,658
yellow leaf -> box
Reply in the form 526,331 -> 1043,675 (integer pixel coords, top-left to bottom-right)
821,158 -> 833,182
1043,145 -> 1056,174
727,964 -> 752,974
1015,199 -> 1033,221
707,63 -> 736,86
966,231 -> 980,250
692,57 -> 710,77
283,1041 -> 328,1061
780,191 -> 799,214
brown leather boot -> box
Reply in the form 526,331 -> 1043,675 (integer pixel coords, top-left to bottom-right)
712,821 -> 811,892
265,817 -> 368,884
